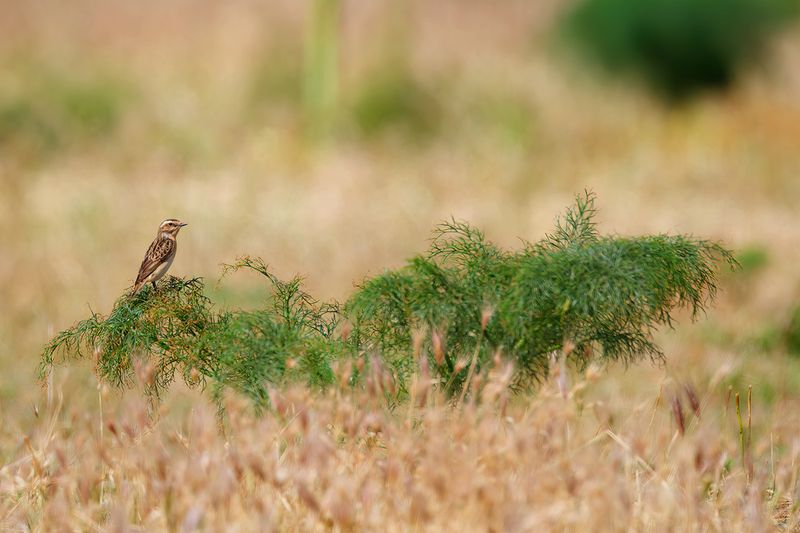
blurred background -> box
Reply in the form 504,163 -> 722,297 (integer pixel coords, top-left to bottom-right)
2,0 -> 800,428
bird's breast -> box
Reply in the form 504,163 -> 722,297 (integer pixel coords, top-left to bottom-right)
149,252 -> 176,282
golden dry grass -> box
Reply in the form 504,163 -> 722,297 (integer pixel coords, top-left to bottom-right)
4,356 -> 799,531
2,0 -> 800,530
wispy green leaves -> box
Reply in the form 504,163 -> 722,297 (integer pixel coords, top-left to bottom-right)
40,277 -> 212,396
348,192 -> 736,390
41,193 -> 736,406
40,265 -> 343,408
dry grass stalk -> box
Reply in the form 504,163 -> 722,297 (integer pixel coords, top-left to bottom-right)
1,361 -> 794,532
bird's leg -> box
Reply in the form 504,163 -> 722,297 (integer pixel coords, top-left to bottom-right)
152,281 -> 157,291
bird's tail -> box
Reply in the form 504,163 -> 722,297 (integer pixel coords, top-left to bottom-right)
130,280 -> 145,295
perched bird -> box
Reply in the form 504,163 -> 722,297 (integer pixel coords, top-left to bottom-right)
131,218 -> 188,294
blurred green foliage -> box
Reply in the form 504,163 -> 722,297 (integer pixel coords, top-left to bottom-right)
303,0 -> 341,137
561,0 -> 796,100
749,324 -> 782,353
351,70 -> 440,141
785,305 -> 800,356
0,66 -> 132,157
248,47 -> 303,112
0,49 -> 529,159
735,245 -> 770,275
56,78 -> 123,136
476,94 -> 535,147
41,193 -> 735,408
725,244 -> 769,303
0,99 -> 58,154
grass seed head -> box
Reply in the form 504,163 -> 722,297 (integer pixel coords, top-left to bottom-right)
432,330 -> 445,366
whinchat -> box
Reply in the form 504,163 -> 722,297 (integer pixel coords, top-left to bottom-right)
131,218 -> 188,294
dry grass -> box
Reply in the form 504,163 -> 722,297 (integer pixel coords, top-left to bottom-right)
4,354 -> 799,531
2,0 -> 800,530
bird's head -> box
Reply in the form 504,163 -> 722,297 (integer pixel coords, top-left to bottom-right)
159,218 -> 188,237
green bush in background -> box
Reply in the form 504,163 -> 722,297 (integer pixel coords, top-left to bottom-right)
351,69 -> 440,142
561,0 -> 796,100
785,306 -> 800,356
0,66 -> 132,158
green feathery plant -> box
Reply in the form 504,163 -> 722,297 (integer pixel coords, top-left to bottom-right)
41,262 -> 345,409
347,191 -> 736,392
40,277 -> 212,399
205,257 -> 344,406
40,192 -> 736,407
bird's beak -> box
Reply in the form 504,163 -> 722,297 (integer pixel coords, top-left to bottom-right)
179,222 -> 188,227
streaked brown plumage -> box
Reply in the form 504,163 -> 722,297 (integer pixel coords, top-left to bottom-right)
132,219 -> 188,294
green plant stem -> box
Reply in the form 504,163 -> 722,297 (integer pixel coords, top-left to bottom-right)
735,392 -> 748,484
304,0 -> 340,138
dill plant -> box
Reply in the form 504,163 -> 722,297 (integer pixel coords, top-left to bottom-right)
40,277 -> 212,398
202,257 -> 344,406
347,191 -> 736,391
40,192 -> 735,405
40,261 -> 345,408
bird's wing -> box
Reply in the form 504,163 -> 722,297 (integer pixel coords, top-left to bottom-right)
135,237 -> 176,285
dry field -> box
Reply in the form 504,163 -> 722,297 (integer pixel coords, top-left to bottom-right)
2,1 -> 800,530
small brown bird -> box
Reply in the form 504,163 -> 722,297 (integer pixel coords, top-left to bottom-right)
132,218 -> 188,294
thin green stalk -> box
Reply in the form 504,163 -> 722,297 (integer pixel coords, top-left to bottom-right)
747,385 -> 752,449
303,0 -> 340,138
735,392 -> 749,484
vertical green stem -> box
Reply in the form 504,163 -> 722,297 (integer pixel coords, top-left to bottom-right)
304,0 -> 341,138
747,385 -> 752,449
735,392 -> 749,484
